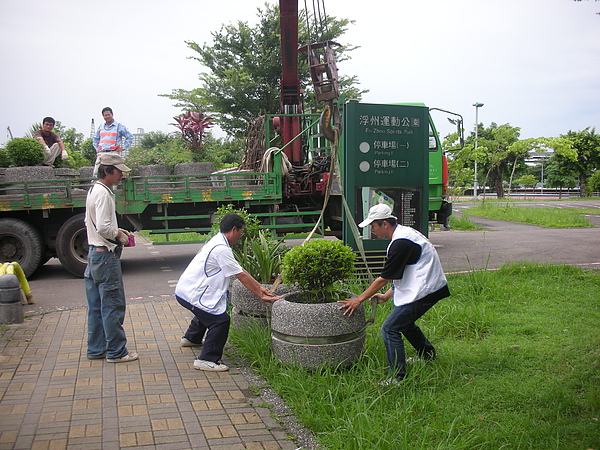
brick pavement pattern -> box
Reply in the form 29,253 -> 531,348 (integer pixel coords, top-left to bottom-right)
0,300 -> 300,449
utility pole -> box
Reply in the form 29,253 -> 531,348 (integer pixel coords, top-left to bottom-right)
90,119 -> 95,139
473,102 -> 484,200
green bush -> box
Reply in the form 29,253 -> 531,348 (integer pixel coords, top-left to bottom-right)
209,204 -> 261,253
0,146 -> 11,167
5,138 -> 45,166
125,140 -> 192,169
282,239 -> 355,299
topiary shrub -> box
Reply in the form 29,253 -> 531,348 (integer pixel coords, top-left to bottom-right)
282,239 -> 355,303
5,138 -> 45,167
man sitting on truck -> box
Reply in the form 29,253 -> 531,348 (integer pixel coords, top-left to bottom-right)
33,117 -> 69,166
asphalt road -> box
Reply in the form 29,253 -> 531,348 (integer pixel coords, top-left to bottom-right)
24,199 -> 600,314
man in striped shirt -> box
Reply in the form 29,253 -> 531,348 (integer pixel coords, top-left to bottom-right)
93,107 -> 133,154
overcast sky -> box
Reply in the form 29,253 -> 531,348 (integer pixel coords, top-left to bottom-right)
1,0 -> 599,146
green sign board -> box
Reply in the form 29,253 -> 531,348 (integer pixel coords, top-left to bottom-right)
342,102 -> 429,251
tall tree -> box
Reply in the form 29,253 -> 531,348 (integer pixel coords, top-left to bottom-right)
545,158 -> 579,198
559,127 -> 600,197
444,126 -> 574,199
161,2 -> 364,138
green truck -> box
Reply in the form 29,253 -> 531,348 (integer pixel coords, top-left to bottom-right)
0,102 -> 453,279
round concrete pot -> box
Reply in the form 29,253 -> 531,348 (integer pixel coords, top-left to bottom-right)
270,291 -> 366,369
230,278 -> 297,330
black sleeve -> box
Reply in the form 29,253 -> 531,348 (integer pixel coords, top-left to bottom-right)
380,239 -> 422,280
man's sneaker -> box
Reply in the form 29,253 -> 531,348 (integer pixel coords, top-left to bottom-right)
87,352 -> 106,360
379,377 -> 404,386
193,359 -> 228,372
407,354 -> 436,364
107,352 -> 139,363
181,337 -> 202,347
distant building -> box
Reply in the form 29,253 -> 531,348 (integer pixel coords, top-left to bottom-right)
131,128 -> 145,148
121,128 -> 146,158
525,150 -> 553,166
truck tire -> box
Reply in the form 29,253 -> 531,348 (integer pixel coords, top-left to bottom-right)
0,218 -> 44,278
56,213 -> 88,277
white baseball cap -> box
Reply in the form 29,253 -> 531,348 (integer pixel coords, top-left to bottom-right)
358,204 -> 397,228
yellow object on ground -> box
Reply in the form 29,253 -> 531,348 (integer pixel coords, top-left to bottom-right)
0,262 -> 34,304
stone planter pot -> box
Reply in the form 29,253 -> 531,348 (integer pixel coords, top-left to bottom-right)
210,167 -> 256,187
174,162 -> 215,176
174,162 -> 215,189
132,164 -> 172,193
270,292 -> 366,369
230,278 -> 297,330
3,166 -> 60,195
132,164 -> 172,177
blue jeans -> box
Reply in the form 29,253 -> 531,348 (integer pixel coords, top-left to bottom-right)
381,293 -> 439,380
84,246 -> 128,359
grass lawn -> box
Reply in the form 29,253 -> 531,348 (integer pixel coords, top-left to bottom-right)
461,204 -> 597,228
229,263 -> 600,449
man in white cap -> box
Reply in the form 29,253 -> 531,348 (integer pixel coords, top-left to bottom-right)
84,153 -> 138,363
338,203 -> 450,384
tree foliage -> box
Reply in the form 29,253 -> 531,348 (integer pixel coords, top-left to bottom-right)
171,110 -> 214,162
558,127 -> 600,197
161,2 -> 365,138
444,125 -> 577,199
125,134 -> 191,169
545,158 -> 578,197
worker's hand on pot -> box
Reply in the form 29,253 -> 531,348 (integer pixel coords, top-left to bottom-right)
338,297 -> 362,317
260,293 -> 282,303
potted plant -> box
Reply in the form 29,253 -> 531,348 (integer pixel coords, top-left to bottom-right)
270,239 -> 367,369
230,229 -> 292,329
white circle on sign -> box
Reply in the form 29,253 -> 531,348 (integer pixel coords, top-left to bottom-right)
359,142 -> 370,153
359,161 -> 370,172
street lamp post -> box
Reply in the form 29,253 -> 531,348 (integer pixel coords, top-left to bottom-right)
473,102 -> 484,200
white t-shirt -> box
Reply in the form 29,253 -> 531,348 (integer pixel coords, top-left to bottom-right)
85,181 -> 119,251
175,233 -> 243,315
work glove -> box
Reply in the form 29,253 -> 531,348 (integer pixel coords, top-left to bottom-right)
61,150 -> 69,161
116,228 -> 130,246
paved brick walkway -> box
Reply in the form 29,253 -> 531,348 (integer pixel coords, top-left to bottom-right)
0,300 -> 303,449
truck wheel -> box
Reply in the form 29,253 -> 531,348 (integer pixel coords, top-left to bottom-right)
56,213 -> 88,277
0,218 -> 44,278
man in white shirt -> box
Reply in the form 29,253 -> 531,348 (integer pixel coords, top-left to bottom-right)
175,213 -> 281,371
339,204 -> 450,384
84,153 -> 138,363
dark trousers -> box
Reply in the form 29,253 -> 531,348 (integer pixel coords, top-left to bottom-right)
176,296 -> 230,363
380,292 -> 441,380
